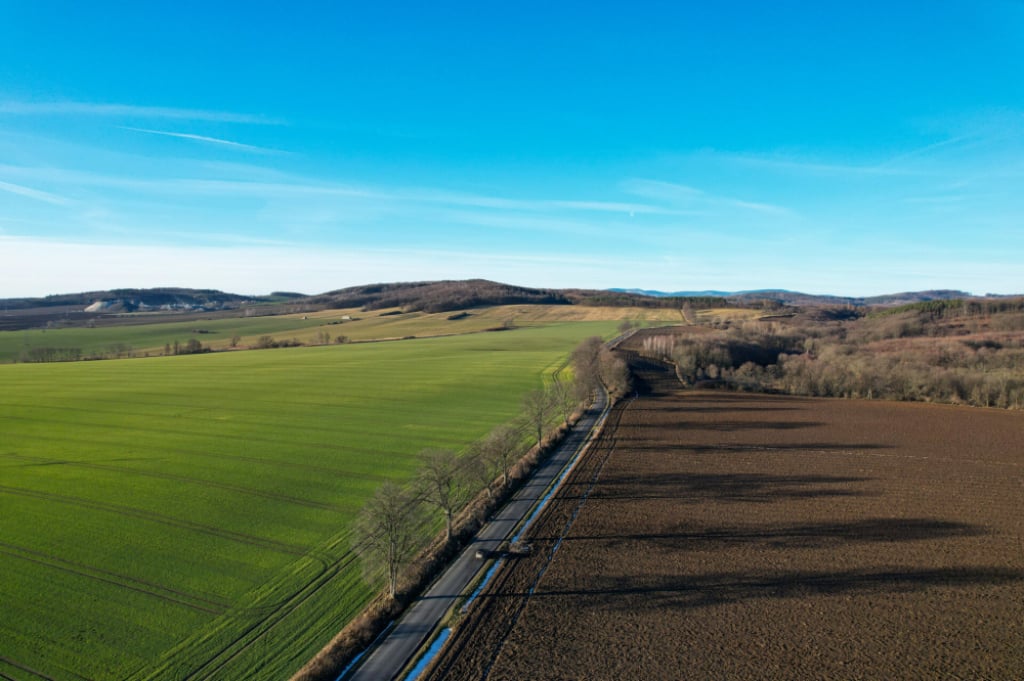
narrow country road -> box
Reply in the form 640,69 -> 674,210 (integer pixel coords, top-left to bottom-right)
345,388 -> 610,681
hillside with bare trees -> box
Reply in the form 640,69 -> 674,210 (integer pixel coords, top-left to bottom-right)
634,298 -> 1024,409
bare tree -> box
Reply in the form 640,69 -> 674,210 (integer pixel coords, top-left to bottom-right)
353,480 -> 424,599
549,375 -> 576,426
599,347 -> 631,397
521,388 -> 554,449
474,423 -> 523,490
416,448 -> 466,542
467,439 -> 498,501
571,336 -> 604,401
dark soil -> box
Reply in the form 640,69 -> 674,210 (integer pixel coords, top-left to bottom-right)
426,361 -> 1024,680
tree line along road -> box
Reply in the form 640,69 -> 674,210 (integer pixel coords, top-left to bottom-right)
344,387 -> 610,681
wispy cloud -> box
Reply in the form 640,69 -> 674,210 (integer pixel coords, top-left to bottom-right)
902,194 -> 973,205
120,127 -> 279,153
396,188 -> 671,216
703,123 -> 1016,178
0,180 -> 72,205
0,164 -> 380,200
620,179 -> 704,202
708,151 -> 919,177
0,162 -> 668,217
622,178 -> 793,217
0,99 -> 278,125
877,135 -> 980,169
436,209 -> 623,239
544,199 -> 655,214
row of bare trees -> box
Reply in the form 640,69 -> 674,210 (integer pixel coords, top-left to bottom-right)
352,336 -> 626,599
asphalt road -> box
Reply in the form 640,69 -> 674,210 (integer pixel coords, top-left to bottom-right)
346,389 -> 610,681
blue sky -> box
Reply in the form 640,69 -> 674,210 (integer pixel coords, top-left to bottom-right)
1,1 -> 1023,297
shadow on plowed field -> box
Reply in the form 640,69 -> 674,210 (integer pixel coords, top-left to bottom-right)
427,353 -> 1024,681
513,566 -> 1024,611
556,471 -> 877,502
532,517 -> 987,548
627,404 -> 806,413
628,418 -> 828,431
601,440 -> 892,455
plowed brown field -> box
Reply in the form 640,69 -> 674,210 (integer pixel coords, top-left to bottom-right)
426,359 -> 1024,680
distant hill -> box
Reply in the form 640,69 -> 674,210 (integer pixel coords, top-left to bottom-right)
310,279 -> 572,313
312,281 -> 738,313
0,288 -> 279,331
610,288 -> 734,298
567,289 -> 733,309
1,287 -> 267,312
1,281 -> 1007,334
609,287 -> 976,307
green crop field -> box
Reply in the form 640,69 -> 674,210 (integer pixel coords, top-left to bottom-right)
0,303 -> 677,364
0,322 -> 616,680
0,313 -> 333,363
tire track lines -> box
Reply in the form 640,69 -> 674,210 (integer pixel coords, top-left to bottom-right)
0,407 -> 449,467
0,483 -> 308,556
1,437 -> 393,485
0,655 -> 94,681
210,505 -> 435,672
2,454 -> 344,512
4,430 -> 401,483
180,520 -> 403,680
0,538 -> 230,611
3,477 -> 373,679
179,534 -> 372,680
0,541 -> 225,615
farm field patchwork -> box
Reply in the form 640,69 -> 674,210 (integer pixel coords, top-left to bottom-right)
0,322 -> 616,681
0,304 -> 682,363
0,312 -> 331,363
429,360 -> 1024,680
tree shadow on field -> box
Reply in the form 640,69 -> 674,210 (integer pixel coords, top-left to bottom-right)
676,392 -> 818,405
627,360 -> 676,395
682,442 -> 892,455
544,517 -> 987,552
602,441 -> 893,456
626,405 -> 804,414
524,566 -> 1024,612
625,418 -> 827,432
556,471 -> 877,503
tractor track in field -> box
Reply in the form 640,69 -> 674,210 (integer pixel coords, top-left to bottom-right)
1,476 -> 376,679
177,497 -> 456,680
176,535 -> 371,680
0,655 -> 94,681
0,407 -> 447,468
0,400 -> 374,441
0,540 -> 226,615
0,440 -> 393,479
0,483 -> 309,556
0,454 -> 344,512
1,436 -> 394,485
